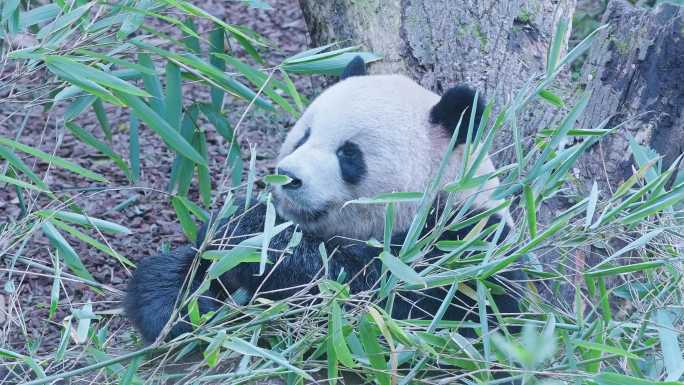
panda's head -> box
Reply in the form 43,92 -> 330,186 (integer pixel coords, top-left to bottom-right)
273,56 -> 504,241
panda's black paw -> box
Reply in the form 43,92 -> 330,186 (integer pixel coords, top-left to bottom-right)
124,245 -> 220,344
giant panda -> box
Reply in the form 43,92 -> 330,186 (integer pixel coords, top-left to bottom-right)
125,56 -> 525,345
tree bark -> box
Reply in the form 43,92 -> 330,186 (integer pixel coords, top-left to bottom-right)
577,1 -> 684,191
298,0 -> 684,196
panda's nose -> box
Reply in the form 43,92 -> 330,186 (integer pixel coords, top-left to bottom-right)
278,169 -> 302,190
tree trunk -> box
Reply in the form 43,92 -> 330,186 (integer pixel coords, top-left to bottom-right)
577,1 -> 684,191
298,0 -> 684,197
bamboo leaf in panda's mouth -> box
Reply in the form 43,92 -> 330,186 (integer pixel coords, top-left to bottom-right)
263,174 -> 292,186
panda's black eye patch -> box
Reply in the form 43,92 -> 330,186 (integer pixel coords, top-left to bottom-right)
293,128 -> 310,151
336,141 -> 366,185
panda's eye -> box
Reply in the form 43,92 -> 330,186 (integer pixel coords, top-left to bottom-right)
336,141 -> 360,158
336,141 -> 366,185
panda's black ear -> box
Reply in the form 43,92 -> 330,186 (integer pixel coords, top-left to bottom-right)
429,85 -> 486,145
340,56 -> 367,80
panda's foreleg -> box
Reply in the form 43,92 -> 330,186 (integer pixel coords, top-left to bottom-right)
124,245 -> 221,344
217,233 -> 333,300
211,234 -> 381,301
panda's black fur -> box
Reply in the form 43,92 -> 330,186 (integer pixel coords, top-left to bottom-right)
125,58 -> 525,345
126,200 -> 524,344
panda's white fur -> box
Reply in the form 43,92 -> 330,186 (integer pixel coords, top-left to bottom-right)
273,74 -> 511,242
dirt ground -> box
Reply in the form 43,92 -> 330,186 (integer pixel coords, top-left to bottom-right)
0,0 -> 314,379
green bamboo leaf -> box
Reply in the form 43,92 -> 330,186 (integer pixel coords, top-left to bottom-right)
18,4 -> 60,30
359,315 -> 390,385
567,128 -> 611,136
574,340 -> 641,360
49,259 -> 60,319
117,0 -> 155,39
129,114 -> 140,182
0,145 -> 48,190
2,0 -> 20,32
131,40 -> 272,110
196,132 -> 212,206
137,53 -> 165,115
0,348 -> 45,378
281,52 -> 381,75
203,249 -> 261,280
546,18 -> 569,74
202,220 -> 291,278
209,24 -> 226,109
120,355 -> 143,385
0,175 -> 47,192
215,53 -> 296,115
165,61 -> 182,130
526,91 -> 591,182
523,183 -> 537,237
538,89 -> 564,108
655,309 -> 684,381
283,45 -> 362,65
55,318 -> 71,361
223,337 -> 313,380
585,182 -> 599,229
259,195 -> 277,275
244,145 -> 257,209
199,103 -> 233,140
345,192 -> 423,205
74,303 -> 95,344
448,201 -> 510,233
330,301 -> 356,368
443,166 -> 515,193
47,61 -> 123,106
285,42 -> 339,62
556,25 -> 609,73
88,12 -> 126,33
36,209 -> 131,235
620,185 -> 684,225
174,195 -> 209,222
75,49 -> 157,75
592,229 -> 664,272
585,260 -> 666,278
629,134 -> 661,183
327,321 -> 339,385
115,92 -> 206,165
0,137 -> 108,183
50,219 -> 133,267
45,56 -> 150,97
379,251 -> 425,286
65,122 -> 129,177
203,330 -> 225,368
42,221 -> 95,282
36,3 -> 92,40
479,217 -> 567,278
172,196 -> 198,242
91,99 -> 113,142
596,166 -> 667,228
593,372 -> 683,385
64,94 -> 97,121
158,0 -> 265,49
263,174 -> 292,186
171,111 -> 198,195
279,69 -> 304,112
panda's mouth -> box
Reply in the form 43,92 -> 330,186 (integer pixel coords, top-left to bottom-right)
272,194 -> 330,225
